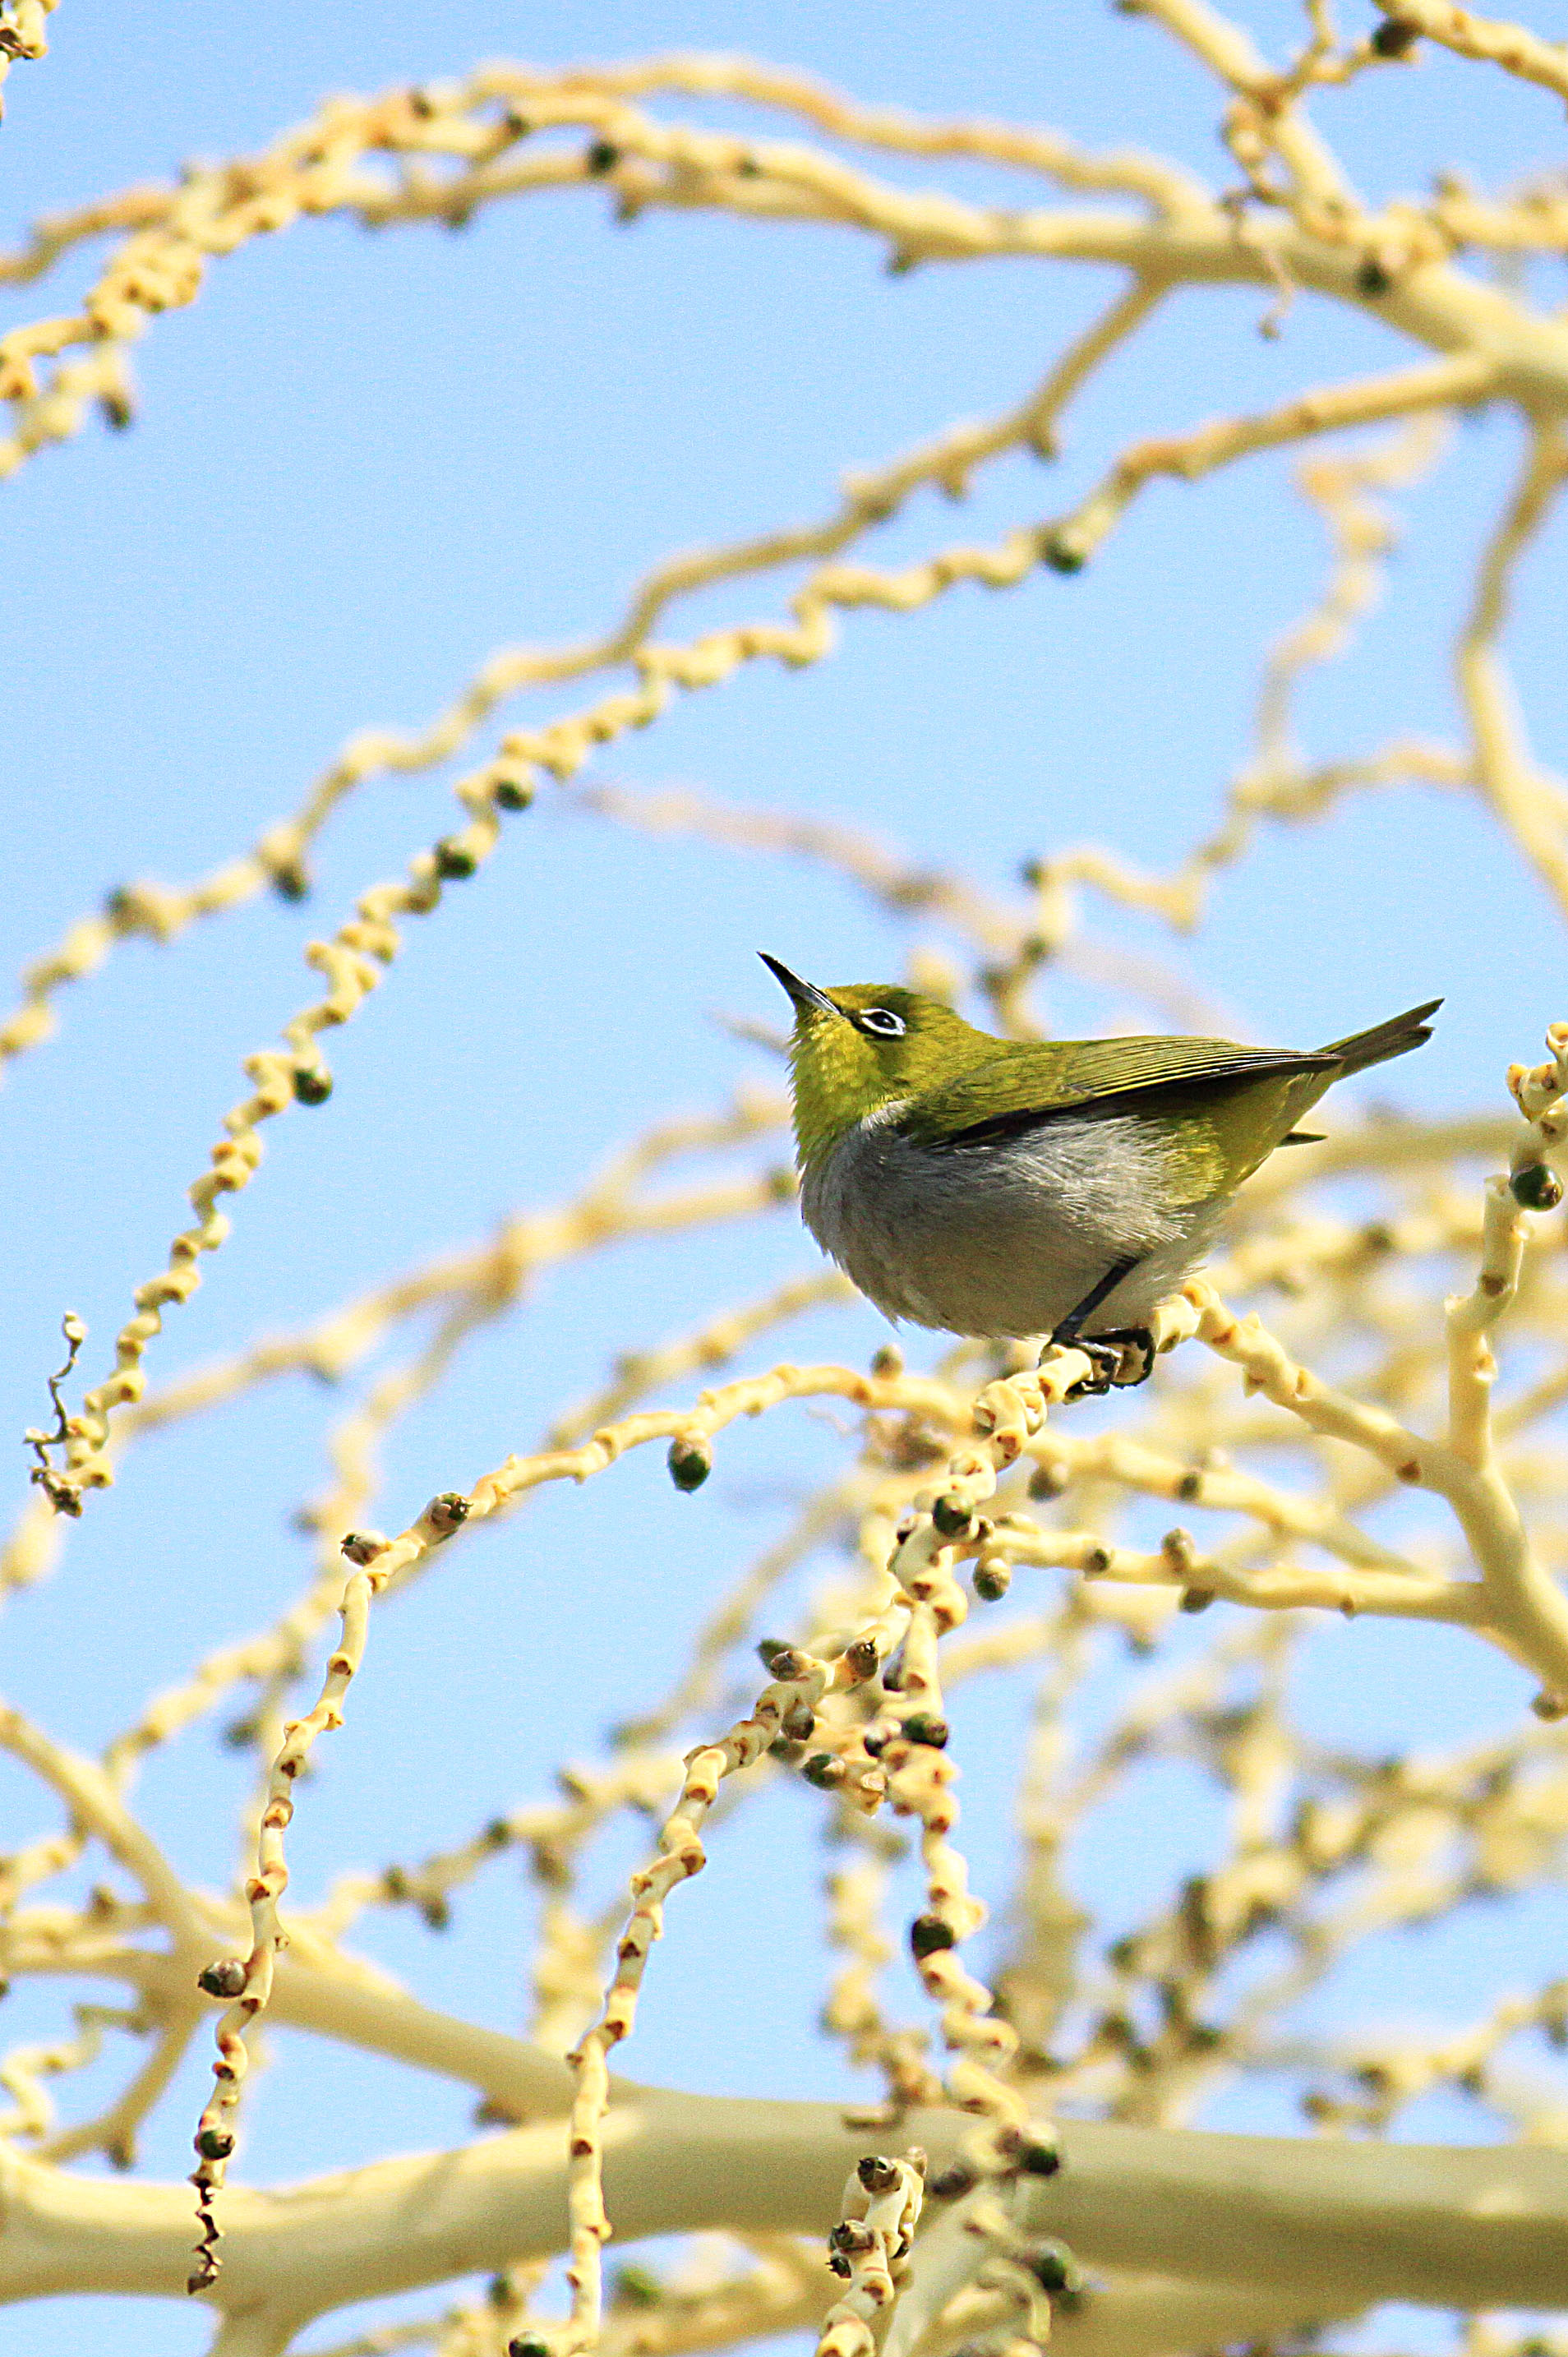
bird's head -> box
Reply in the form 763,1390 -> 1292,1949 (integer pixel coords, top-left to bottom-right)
760,956 -> 992,1167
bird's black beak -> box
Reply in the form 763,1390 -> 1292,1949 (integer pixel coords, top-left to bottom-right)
759,954 -> 842,1021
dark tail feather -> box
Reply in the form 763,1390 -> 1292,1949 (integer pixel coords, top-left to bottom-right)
1318,999 -> 1442,1076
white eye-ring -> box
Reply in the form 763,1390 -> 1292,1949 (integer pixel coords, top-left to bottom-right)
855,1008 -> 906,1038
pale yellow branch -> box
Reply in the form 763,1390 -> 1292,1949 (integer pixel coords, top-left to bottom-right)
0,0 -> 58,122
0,1703 -> 206,1952
4,2102 -> 1567,2327
1457,417 -> 1568,915
1044,352 -> 1500,571
1183,1275 -> 1568,1702
1372,0 -> 1568,106
0,280 -> 1160,1089
1135,0 -> 1356,213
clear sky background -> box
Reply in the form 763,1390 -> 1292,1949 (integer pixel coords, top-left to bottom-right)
2,4 -> 1566,2353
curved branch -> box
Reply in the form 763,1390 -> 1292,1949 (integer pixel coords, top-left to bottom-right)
1457,416 -> 1568,915
1372,0 -> 1568,107
2,2099 -> 1566,2329
1042,351 -> 1500,570
0,1704 -> 205,1951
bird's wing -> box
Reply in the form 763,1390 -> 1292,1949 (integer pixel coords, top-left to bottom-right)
902,1037 -> 1342,1149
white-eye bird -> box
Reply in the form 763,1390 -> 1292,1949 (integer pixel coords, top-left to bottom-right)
761,955 -> 1439,1393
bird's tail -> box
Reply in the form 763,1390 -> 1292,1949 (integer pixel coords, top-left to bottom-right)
1318,999 -> 1442,1075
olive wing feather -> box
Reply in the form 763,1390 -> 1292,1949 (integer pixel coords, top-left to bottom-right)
901,1037 -> 1342,1150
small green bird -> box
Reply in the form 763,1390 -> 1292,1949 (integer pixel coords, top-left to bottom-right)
761,956 -> 1439,1392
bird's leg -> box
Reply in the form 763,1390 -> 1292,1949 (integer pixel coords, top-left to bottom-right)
1048,1257 -> 1149,1400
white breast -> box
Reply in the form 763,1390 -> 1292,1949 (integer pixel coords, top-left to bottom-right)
800,1108 -> 1224,1340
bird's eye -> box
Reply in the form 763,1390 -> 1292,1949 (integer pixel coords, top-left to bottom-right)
855,1008 -> 906,1039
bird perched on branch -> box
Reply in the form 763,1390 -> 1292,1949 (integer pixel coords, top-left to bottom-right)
761,956 -> 1439,1395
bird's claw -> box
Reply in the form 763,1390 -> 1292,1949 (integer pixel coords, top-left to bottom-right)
1102,1326 -> 1157,1387
1051,1326 -> 1157,1400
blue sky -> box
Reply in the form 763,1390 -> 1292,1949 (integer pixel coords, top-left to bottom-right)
2,4 -> 1566,2351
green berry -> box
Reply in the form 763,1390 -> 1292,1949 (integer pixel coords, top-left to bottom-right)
668,1437 -> 713,1492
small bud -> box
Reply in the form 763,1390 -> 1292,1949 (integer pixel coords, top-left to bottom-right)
271,860 -> 310,902
902,1713 -> 949,1749
1356,256 -> 1393,297
292,1066 -> 332,1105
340,1530 -> 386,1565
782,1698 -> 817,1742
611,2263 -> 662,2309
668,1437 -> 713,1492
929,2161 -> 977,2199
509,2338 -> 554,2357
1179,1587 -> 1216,1613
493,777 -> 534,810
1511,1163 -> 1563,1211
433,837 -> 477,879
585,140 -> 620,173
764,1647 -> 809,1682
195,2124 -> 235,2161
1027,1460 -> 1069,1500
973,1558 -> 1011,1603
857,2154 -> 901,2193
1041,528 -> 1086,574
931,1494 -> 973,1539
910,1912 -> 956,1960
827,2252 -> 852,2278
1016,2137 -> 1061,2176
425,1491 -> 470,1538
197,1960 -> 248,2000
830,2219 -> 877,2253
1025,2240 -> 1082,2297
531,1839 -> 570,1888
1370,16 -> 1419,54
757,1637 -> 792,1671
802,1750 -> 845,1788
843,1635 -> 881,1681
1532,1691 -> 1567,1721
870,1342 -> 904,1377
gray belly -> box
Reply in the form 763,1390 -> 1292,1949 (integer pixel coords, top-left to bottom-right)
800,1110 -> 1224,1340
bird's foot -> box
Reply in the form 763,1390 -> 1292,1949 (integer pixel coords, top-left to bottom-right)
1049,1326 -> 1157,1400
1098,1326 -> 1157,1387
